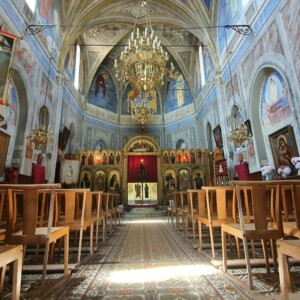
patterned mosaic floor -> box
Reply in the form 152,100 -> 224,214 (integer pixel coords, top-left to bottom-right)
2,217 -> 299,299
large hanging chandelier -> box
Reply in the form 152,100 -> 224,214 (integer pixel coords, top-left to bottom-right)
114,0 -> 169,93
132,97 -> 153,125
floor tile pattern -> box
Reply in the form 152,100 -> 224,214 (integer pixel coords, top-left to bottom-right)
3,217 -> 299,299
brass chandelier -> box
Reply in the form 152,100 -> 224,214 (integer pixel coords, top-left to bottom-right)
26,35 -> 54,146
228,123 -> 251,145
224,26 -> 252,146
132,97 -> 153,125
26,124 -> 54,146
114,0 -> 169,93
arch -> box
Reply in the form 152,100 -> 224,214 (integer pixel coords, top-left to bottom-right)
93,138 -> 106,151
10,69 -> 28,168
39,105 -> 49,127
175,139 -> 186,150
124,135 -> 160,153
246,53 -> 299,169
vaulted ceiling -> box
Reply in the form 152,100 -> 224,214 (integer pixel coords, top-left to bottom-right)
58,0 -> 219,98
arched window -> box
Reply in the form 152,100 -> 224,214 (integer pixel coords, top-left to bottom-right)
176,139 -> 186,150
26,0 -> 36,12
74,43 -> 81,90
39,105 -> 49,128
199,45 -> 206,88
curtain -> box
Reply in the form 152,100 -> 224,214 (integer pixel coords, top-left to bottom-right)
128,155 -> 157,182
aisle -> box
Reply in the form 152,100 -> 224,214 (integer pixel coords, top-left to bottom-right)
49,218 -> 253,299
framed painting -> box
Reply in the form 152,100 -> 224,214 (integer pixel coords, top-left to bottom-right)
268,125 -> 299,172
60,160 -> 81,185
213,125 -> 223,148
244,119 -> 253,137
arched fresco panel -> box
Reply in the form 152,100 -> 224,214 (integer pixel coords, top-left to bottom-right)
260,70 -> 292,126
87,67 -> 117,113
165,67 -> 192,113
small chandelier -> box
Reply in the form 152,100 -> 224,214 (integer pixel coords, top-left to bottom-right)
114,0 -> 169,93
26,39 -> 54,147
26,124 -> 54,146
228,123 -> 251,145
132,97 -> 153,125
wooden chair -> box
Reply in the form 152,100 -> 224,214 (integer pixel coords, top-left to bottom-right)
277,239 -> 300,300
0,245 -> 23,300
170,192 -> 181,228
176,192 -> 188,234
2,184 -> 70,296
167,198 -> 176,224
176,191 -> 188,236
85,191 -> 106,248
186,189 -> 200,242
102,193 -> 114,237
54,189 -> 93,263
0,190 -> 7,242
221,182 -> 284,289
109,192 -> 121,227
280,183 -> 300,238
199,186 -> 236,258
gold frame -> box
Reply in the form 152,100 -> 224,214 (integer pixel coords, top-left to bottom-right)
269,125 -> 299,172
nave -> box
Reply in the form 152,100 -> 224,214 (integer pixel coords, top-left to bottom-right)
2,216 -> 298,300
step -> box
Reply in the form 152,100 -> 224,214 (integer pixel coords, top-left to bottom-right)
121,206 -> 168,218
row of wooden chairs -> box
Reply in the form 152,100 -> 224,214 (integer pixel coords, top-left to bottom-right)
168,180 -> 300,298
0,184 -> 121,298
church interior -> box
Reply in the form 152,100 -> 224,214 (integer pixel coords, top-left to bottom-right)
1,0 -> 300,299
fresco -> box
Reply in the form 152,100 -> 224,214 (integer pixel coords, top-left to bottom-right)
36,0 -> 60,55
87,67 -> 117,113
14,45 -> 36,85
203,46 -> 214,80
40,72 -> 53,103
204,0 -> 211,11
217,0 -> 240,54
194,49 -> 202,99
0,31 -> 15,104
60,98 -> 84,154
122,84 -> 160,115
165,67 -> 192,113
261,70 -> 292,126
0,79 -> 17,132
78,58 -> 85,94
64,45 -> 75,81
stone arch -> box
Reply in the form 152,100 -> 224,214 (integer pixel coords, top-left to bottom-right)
124,135 -> 160,153
246,53 -> 300,169
175,139 -> 187,150
93,138 -> 107,151
10,68 -> 28,169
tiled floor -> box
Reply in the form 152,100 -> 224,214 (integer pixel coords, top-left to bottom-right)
1,216 -> 299,299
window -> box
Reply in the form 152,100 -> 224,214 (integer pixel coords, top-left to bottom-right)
74,43 -> 81,90
199,45 -> 206,88
26,0 -> 36,12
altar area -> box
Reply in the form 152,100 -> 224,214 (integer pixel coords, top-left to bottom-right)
128,182 -> 158,205
73,135 -> 211,206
